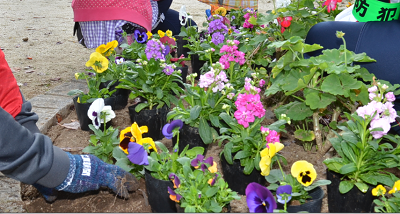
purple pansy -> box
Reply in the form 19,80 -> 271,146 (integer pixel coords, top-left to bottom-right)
169,173 -> 181,188
127,142 -> 149,165
134,29 -> 148,44
209,174 -> 219,186
162,120 -> 183,139
191,154 -> 213,171
246,182 -> 277,213
168,186 -> 182,202
276,185 -> 292,204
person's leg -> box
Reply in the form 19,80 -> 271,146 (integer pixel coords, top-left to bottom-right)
152,9 -> 197,36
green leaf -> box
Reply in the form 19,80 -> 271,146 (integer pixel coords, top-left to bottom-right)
323,157 -> 344,173
135,102 -> 149,112
286,101 -> 314,121
304,88 -> 336,109
199,118 -> 212,144
304,179 -> 331,191
206,186 -> 219,197
321,74 -> 362,97
265,169 -> 284,183
354,182 -> 369,193
294,129 -> 315,142
339,163 -> 357,174
189,105 -> 202,120
339,180 -> 354,194
209,200 -> 222,213
233,150 -> 252,160
185,206 -> 196,213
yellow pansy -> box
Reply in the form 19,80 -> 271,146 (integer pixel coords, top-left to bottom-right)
291,160 -> 317,186
259,143 -> 284,176
138,137 -> 157,153
260,155 -> 272,176
372,185 -> 386,196
389,180 -> 400,194
96,40 -> 118,57
208,161 -> 218,173
215,7 -> 227,16
85,52 -> 109,73
166,30 -> 173,38
77,97 -> 80,103
146,31 -> 153,39
131,122 -> 148,142
158,30 -> 165,38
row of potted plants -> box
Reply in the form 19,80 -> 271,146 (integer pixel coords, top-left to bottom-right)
67,1 -> 400,212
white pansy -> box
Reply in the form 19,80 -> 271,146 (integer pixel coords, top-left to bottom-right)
87,98 -> 105,129
100,105 -> 116,123
179,5 -> 193,26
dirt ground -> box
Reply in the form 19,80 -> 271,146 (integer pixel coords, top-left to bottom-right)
1,0 -> 357,213
21,98 -> 330,213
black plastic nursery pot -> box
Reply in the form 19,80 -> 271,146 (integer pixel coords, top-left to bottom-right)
175,65 -> 188,90
220,155 -> 266,195
277,186 -> 324,213
128,102 -> 169,141
99,81 -> 130,110
326,169 -> 376,213
73,96 -> 115,131
190,54 -> 206,80
175,36 -> 190,58
171,123 -> 208,155
145,170 -> 177,213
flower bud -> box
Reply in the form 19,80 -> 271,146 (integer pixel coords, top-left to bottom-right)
74,73 -> 79,80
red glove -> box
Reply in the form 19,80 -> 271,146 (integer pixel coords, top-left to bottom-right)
0,49 -> 23,118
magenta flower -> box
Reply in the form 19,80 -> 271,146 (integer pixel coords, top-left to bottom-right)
127,142 -> 149,165
246,182 -> 277,213
219,40 -> 245,69
162,120 -> 183,139
259,79 -> 266,87
266,130 -> 280,144
323,0 -> 342,13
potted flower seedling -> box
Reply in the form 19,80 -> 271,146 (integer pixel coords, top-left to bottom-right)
372,180 -> 400,213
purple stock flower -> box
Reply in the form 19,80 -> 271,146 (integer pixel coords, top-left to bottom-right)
191,154 -> 213,171
386,92 -> 396,102
162,65 -> 174,75
211,32 -> 225,45
162,120 -> 183,139
134,29 -> 148,44
145,39 -> 165,60
127,142 -> 149,165
169,173 -> 181,188
246,182 -> 277,213
276,185 -> 292,204
208,17 -> 229,34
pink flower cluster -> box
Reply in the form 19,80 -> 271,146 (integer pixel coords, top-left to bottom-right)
234,93 -> 266,128
260,126 -> 280,146
245,77 -> 261,94
243,10 -> 257,29
219,40 -> 246,69
356,85 -> 398,139
198,68 -> 230,92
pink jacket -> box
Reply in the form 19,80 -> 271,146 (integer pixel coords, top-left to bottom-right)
72,0 -> 153,31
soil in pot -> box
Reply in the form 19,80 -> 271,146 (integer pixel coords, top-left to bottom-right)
145,170 -> 177,213
172,123 -> 208,155
326,169 -> 376,213
220,155 -> 266,195
73,95 -> 115,131
128,102 -> 169,141
277,186 -> 324,213
190,54 -> 206,80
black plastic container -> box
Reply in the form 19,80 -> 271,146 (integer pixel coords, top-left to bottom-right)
327,169 -> 376,213
175,36 -> 190,58
128,102 -> 169,141
73,96 -> 114,131
172,123 -> 208,155
99,80 -> 130,110
220,155 -> 266,195
175,65 -> 188,89
190,54 -> 206,80
277,186 -> 324,213
145,170 -> 177,213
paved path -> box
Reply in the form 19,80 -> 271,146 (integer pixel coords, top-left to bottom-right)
0,80 -> 87,212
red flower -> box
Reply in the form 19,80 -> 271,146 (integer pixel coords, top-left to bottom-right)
170,54 -> 186,67
277,16 -> 293,33
323,0 -> 342,13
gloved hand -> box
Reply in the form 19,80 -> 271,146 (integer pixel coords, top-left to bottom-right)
34,153 -> 139,202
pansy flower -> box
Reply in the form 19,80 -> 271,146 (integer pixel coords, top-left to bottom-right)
291,160 -> 317,186
127,142 -> 149,165
179,5 -> 193,26
276,185 -> 292,204
146,31 -> 153,40
162,120 -> 183,139
259,142 -> 284,176
191,154 -> 213,172
168,186 -> 182,202
215,7 -> 227,16
85,52 -> 109,73
389,180 -> 400,194
208,174 -> 219,186
87,98 -> 115,129
134,29 -> 148,44
169,173 -> 181,188
95,40 -> 118,57
372,184 -> 386,196
166,30 -> 173,38
246,182 -> 277,213
119,122 -> 157,153
158,30 -> 166,38
208,161 -> 218,173
115,56 -> 125,64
